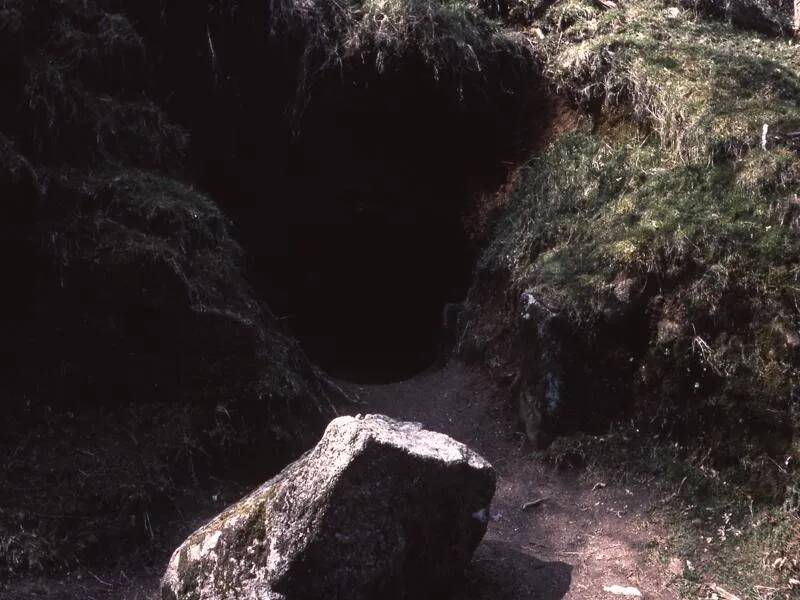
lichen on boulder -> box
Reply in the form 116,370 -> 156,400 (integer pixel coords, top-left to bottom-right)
161,414 -> 496,600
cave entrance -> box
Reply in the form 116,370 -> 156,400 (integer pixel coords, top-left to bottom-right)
198,45 -> 544,383
265,65 -> 531,383
286,208 -> 474,383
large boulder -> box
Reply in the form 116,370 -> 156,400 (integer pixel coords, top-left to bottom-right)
161,414 -> 496,600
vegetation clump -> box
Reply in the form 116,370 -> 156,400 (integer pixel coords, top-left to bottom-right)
463,0 -> 800,593
678,0 -> 795,36
0,167 -> 339,578
267,0 -> 535,118
0,0 -> 340,579
474,0 -> 800,474
537,1 -> 800,163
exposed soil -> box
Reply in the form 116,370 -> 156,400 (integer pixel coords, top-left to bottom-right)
3,361 -> 683,599
345,362 -> 682,600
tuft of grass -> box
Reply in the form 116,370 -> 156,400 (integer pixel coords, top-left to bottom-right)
268,0 -> 535,120
23,56 -> 187,167
677,0 -> 795,36
345,0 -> 519,75
535,0 -> 800,164
466,2 -> 800,591
4,1 -> 184,169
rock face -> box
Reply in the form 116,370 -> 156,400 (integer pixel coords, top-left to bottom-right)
161,414 -> 496,600
513,290 -> 644,448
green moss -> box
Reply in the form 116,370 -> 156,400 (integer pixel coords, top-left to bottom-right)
498,118 -> 797,321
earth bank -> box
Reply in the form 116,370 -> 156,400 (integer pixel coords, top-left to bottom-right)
0,0 -> 541,583
1,0 -> 799,597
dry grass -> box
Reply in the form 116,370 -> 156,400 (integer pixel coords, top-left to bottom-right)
535,0 -> 800,164
269,0 -> 535,120
677,0 -> 794,36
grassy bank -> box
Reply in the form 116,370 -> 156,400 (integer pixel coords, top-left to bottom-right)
465,1 -> 800,595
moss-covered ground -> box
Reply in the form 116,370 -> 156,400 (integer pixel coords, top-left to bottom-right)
469,0 -> 800,595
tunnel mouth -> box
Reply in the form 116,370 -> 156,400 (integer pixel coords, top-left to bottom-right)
279,82 -> 543,381
286,210 -> 475,383
188,20 -> 548,383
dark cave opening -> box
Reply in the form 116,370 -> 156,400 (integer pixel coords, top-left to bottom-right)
203,81 -> 543,382
274,67 -> 521,382
222,73 -> 541,383
285,209 -> 475,383
240,116 -> 491,380
177,16 -> 547,382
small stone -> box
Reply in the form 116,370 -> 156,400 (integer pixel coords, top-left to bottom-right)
603,584 -> 642,597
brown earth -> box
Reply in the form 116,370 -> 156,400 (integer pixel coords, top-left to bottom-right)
344,362 -> 682,600
2,361 -> 684,599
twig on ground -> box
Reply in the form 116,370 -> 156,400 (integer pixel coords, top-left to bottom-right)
521,496 -> 549,511
87,570 -> 113,587
654,476 -> 687,509
707,583 -> 743,600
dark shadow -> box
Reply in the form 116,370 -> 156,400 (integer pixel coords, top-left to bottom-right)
163,5 -> 551,384
453,540 -> 572,600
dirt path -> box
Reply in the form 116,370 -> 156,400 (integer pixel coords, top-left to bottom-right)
4,362 -> 683,600
343,362 -> 681,600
